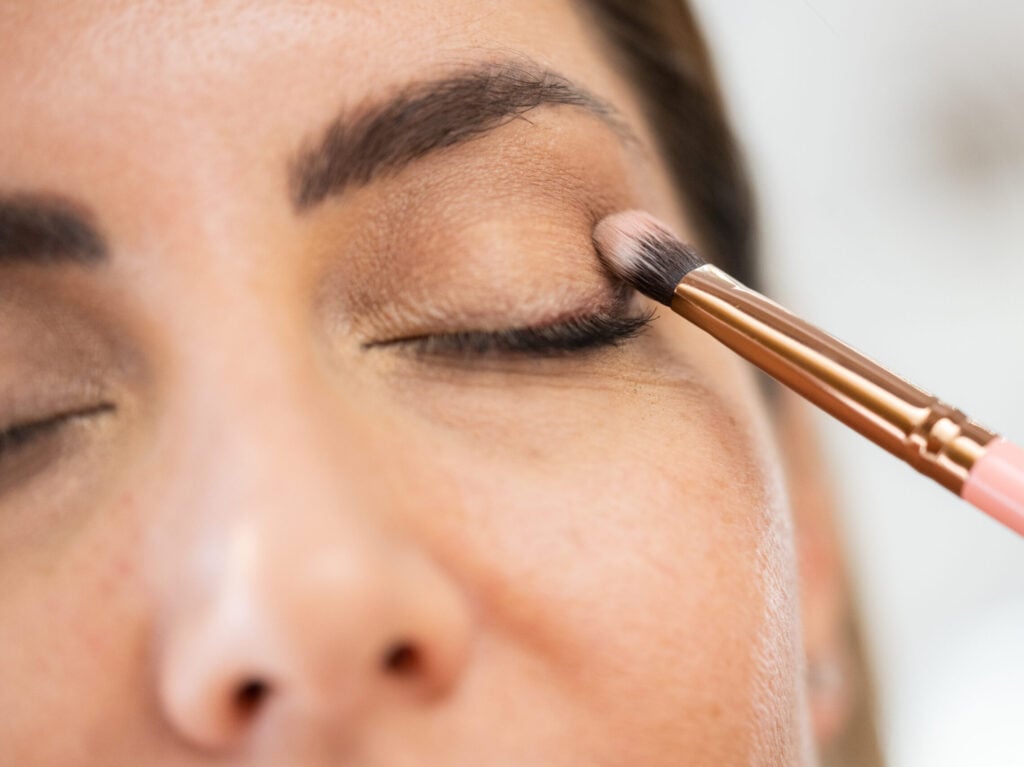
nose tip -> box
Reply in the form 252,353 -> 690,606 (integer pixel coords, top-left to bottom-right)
160,632 -> 442,752
158,600 -> 286,753
161,660 -> 275,752
156,538 -> 473,754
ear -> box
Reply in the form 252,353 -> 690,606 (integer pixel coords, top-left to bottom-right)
773,389 -> 855,750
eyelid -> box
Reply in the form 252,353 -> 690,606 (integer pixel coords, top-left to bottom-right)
0,401 -> 116,496
364,303 -> 655,358
0,402 -> 116,455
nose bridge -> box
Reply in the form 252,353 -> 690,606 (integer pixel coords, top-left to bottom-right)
158,307 -> 414,621
173,302 -> 395,526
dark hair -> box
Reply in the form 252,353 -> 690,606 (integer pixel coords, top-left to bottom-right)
580,0 -> 758,287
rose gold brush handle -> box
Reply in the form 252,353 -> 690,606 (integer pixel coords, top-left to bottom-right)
673,265 -> 1024,535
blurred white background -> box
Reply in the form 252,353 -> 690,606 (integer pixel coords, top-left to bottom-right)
690,1 -> 1024,763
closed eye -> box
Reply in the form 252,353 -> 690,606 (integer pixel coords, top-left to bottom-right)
364,305 -> 655,358
0,403 -> 115,461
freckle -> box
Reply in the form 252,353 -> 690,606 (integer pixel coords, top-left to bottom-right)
111,556 -> 135,588
119,553 -> 135,575
116,489 -> 139,514
82,541 -> 136,603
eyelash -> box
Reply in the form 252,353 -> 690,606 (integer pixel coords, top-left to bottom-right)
366,306 -> 655,358
0,403 -> 115,461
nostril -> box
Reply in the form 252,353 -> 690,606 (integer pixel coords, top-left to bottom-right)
234,678 -> 271,715
382,641 -> 421,676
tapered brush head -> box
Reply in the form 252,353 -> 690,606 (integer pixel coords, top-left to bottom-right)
592,211 -> 706,306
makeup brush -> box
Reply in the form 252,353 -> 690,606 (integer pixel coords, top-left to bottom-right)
593,210 -> 1024,536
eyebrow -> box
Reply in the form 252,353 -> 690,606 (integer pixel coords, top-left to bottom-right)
0,194 -> 107,266
0,62 -> 630,268
290,60 -> 635,210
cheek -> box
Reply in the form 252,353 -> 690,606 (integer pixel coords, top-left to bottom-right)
418,346 -> 801,757
0,486 -> 154,759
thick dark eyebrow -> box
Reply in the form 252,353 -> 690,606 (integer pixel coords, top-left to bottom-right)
290,61 -> 636,210
0,194 -> 107,266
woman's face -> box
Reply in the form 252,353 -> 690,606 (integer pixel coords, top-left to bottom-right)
0,1 -> 812,763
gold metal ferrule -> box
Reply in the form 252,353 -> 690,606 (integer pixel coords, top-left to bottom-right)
672,265 -> 997,493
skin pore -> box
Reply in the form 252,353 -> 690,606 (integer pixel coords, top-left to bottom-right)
0,1 -> 848,764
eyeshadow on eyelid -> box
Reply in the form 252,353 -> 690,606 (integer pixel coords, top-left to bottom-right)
357,280 -> 652,360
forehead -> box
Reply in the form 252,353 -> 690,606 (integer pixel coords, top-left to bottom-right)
0,1 -> 634,183
1,0 -> 600,88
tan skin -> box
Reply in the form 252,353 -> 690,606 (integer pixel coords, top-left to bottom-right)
0,1 -> 853,764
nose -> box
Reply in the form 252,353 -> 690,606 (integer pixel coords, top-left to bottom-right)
151,389 -> 474,753
158,528 -> 472,752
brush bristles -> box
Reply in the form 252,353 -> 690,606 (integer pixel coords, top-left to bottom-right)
592,211 -> 706,306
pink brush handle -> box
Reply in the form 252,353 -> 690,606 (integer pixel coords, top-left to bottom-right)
962,439 -> 1024,536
